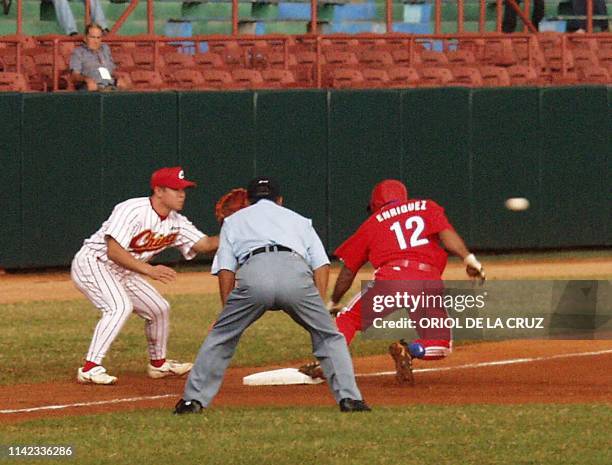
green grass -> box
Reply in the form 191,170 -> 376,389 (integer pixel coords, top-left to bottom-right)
0,293 -> 389,386
1,405 -> 611,465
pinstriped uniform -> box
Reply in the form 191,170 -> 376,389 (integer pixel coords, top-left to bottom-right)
71,197 -> 205,365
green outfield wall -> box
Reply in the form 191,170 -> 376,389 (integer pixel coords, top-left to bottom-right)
0,87 -> 610,269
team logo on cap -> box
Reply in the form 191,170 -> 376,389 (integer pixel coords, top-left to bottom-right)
178,170 -> 185,179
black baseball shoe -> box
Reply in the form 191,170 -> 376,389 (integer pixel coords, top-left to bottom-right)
339,398 -> 372,412
173,399 -> 203,414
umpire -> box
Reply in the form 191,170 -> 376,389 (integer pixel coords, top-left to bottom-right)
175,176 -> 369,413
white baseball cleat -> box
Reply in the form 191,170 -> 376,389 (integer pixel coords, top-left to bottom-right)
77,366 -> 118,385
147,360 -> 193,379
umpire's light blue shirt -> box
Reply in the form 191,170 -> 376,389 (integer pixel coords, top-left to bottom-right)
211,199 -> 330,274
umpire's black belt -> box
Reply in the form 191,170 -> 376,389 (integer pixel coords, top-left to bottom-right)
241,244 -> 294,265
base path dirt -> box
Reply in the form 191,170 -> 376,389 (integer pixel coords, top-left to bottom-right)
1,340 -> 611,424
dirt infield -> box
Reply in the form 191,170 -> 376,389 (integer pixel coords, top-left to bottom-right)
1,339 -> 611,424
1,256 -> 611,424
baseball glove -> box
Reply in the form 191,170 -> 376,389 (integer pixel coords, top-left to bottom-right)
298,361 -> 325,380
215,188 -> 249,224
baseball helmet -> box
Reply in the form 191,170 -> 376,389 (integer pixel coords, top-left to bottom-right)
368,179 -> 408,213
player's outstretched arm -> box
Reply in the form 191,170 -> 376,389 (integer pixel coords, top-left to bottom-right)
192,235 -> 219,255
330,265 -> 357,309
439,229 -> 485,282
105,236 -> 177,283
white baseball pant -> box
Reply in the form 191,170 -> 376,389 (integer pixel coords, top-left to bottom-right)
71,252 -> 170,365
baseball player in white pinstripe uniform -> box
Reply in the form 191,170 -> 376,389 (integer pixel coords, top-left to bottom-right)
71,166 -> 218,385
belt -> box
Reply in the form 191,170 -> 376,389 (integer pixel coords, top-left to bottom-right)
241,245 -> 294,265
383,259 -> 434,273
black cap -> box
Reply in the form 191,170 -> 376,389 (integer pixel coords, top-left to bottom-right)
247,176 -> 280,202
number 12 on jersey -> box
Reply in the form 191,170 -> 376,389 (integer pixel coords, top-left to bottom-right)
390,216 -> 429,250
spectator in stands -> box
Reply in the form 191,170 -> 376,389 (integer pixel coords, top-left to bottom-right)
567,0 -> 609,32
53,0 -> 109,36
70,23 -> 127,91
502,0 -> 545,32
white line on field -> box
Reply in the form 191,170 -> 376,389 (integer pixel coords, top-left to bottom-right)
2,349 -> 611,415
356,348 -> 612,378
0,394 -> 176,414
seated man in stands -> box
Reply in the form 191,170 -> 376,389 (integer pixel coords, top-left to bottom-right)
69,23 -> 127,91
53,0 -> 109,36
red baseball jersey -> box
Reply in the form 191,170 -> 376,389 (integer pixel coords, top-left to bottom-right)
334,199 -> 453,274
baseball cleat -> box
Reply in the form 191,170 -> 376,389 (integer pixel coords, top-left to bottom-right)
298,361 -> 325,379
77,366 -> 117,385
339,398 -> 372,412
147,360 -> 193,379
173,399 -> 203,414
388,340 -> 415,386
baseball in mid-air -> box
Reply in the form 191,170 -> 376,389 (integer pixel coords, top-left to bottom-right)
505,197 -> 530,211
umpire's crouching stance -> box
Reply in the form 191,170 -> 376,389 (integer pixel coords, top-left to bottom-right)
175,176 -> 370,413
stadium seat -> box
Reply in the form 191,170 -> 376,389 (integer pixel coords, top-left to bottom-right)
172,69 -> 205,89
537,32 -> 563,51
579,65 -> 610,83
597,48 -> 612,68
417,66 -> 453,86
220,48 -> 245,68
208,41 -> 241,55
544,48 -> 575,71
132,51 -> 165,70
361,68 -> 390,87
261,68 -> 296,87
194,52 -> 224,69
331,67 -> 364,88
231,68 -> 265,88
446,49 -> 476,66
114,70 -> 132,89
0,53 -> 35,74
30,53 -> 68,91
448,66 -> 483,87
457,38 -> 486,61
321,38 -> 360,52
419,50 -> 449,66
479,66 -> 511,86
0,71 -> 29,91
324,51 -> 359,66
572,48 -> 599,69
163,51 -> 195,70
201,69 -> 234,89
391,49 -> 421,67
129,70 -> 165,90
113,52 -> 135,70
359,50 -> 393,68
59,42 -> 75,58
507,64 -> 540,85
514,37 -> 546,69
293,51 -> 321,85
387,66 -> 420,88
483,39 -> 517,66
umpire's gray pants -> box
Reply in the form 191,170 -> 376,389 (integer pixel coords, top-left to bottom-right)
183,251 -> 363,406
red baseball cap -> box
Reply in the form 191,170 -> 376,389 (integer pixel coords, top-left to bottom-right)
150,166 -> 196,190
369,179 -> 408,213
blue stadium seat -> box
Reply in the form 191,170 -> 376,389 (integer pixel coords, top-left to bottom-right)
330,21 -> 378,33
277,3 -> 311,20
332,4 -> 377,21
